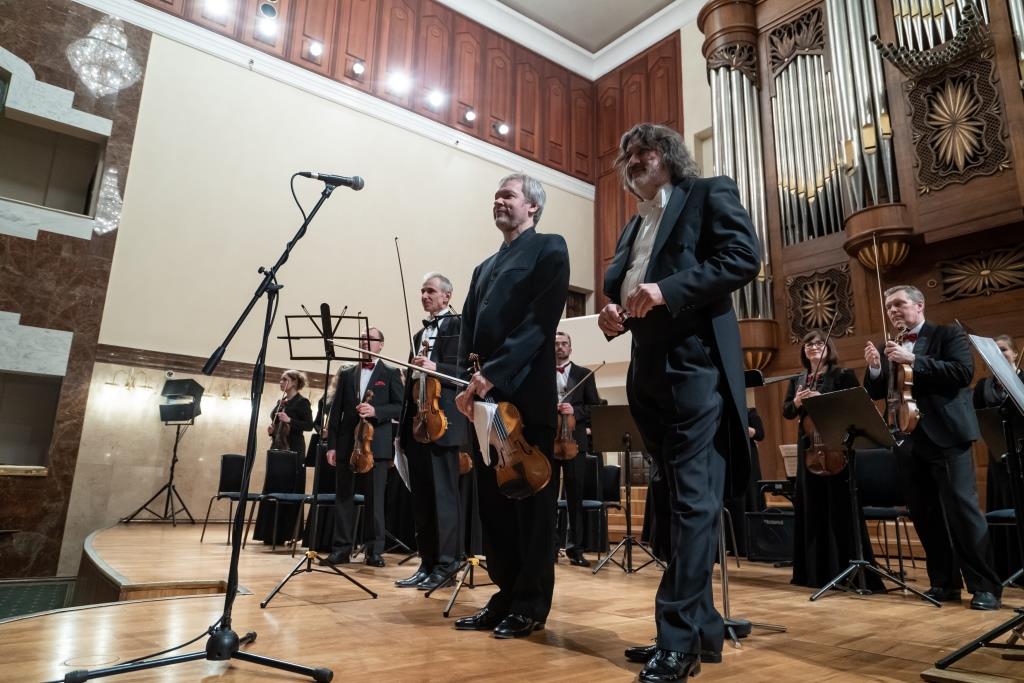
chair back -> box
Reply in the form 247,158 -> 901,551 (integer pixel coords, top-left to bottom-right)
263,449 -> 303,495
600,464 -> 622,504
582,454 -> 600,500
218,454 -> 245,494
855,448 -> 904,508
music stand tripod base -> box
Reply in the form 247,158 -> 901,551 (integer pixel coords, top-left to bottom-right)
424,556 -> 492,618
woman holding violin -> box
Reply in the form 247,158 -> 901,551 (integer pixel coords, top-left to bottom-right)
784,331 -> 882,589
252,369 -> 313,546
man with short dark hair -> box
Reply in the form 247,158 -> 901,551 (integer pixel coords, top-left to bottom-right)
863,285 -> 1001,610
599,123 -> 760,681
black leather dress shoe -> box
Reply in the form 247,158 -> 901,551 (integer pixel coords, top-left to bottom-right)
923,586 -> 962,602
453,607 -> 506,631
492,614 -> 544,639
365,554 -> 386,567
567,552 -> 591,567
625,643 -> 720,664
639,650 -> 700,681
319,551 -> 350,566
395,569 -> 431,588
418,566 -> 455,591
970,591 -> 1001,611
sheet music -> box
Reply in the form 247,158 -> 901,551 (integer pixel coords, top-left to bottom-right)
968,334 -> 1024,414
393,437 -> 411,491
472,402 -> 499,466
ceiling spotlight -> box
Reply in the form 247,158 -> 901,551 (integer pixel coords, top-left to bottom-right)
387,71 -> 412,95
427,89 -> 445,109
351,61 -> 366,76
309,41 -> 323,57
495,122 -> 510,136
464,109 -> 477,122
257,0 -> 278,19
205,0 -> 229,17
257,16 -> 277,38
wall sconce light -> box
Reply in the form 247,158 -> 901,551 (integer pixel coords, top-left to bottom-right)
105,368 -> 154,392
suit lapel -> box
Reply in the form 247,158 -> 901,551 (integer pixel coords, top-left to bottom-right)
644,180 -> 692,283
913,321 -> 934,356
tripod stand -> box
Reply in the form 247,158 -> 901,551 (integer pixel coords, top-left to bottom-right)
802,388 -> 938,606
423,555 -> 492,617
589,405 -> 665,575
120,422 -> 195,525
261,304 -> 378,608
60,178 -> 354,683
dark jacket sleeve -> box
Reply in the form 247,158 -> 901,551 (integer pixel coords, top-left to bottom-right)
580,372 -> 601,424
289,397 -> 314,432
748,408 -> 765,441
836,368 -> 859,391
657,177 -> 761,316
973,379 -> 988,409
326,376 -> 345,451
482,236 -> 570,395
371,366 -> 405,423
913,326 -> 975,391
782,378 -> 800,421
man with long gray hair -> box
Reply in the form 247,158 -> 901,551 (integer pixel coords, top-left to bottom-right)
598,123 -> 760,681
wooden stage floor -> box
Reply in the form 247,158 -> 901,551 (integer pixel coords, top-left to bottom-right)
4,524 -> 1022,682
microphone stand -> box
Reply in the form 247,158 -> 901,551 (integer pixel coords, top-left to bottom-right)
58,182 -> 342,683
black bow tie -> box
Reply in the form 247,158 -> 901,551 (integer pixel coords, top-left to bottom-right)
422,318 -> 438,329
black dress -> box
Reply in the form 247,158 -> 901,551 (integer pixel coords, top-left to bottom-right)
722,407 -> 765,556
252,393 -> 313,545
974,373 -> 1023,582
302,396 -> 336,551
784,367 -> 883,589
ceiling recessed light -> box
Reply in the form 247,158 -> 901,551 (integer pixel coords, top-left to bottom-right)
387,72 -> 412,95
427,90 -> 445,109
352,61 -> 366,76
309,41 -> 323,57
257,16 -> 277,38
464,109 -> 477,122
496,122 -> 510,136
205,0 -> 229,17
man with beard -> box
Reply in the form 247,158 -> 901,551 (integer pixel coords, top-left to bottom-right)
598,123 -> 760,681
864,285 -> 1001,610
454,173 -> 569,639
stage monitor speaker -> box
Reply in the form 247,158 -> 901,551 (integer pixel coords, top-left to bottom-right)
159,403 -> 198,423
744,509 -> 794,563
160,378 -> 204,422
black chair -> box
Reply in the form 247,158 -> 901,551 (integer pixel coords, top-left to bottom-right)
596,463 -> 623,563
555,454 -> 604,554
245,449 -> 305,550
200,454 -> 261,544
855,447 -> 916,579
986,508 -> 1023,587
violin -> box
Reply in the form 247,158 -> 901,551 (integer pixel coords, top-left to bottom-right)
553,410 -> 578,461
349,389 -> 375,474
469,354 -> 550,499
412,340 -> 448,444
885,327 -> 920,435
271,395 -> 292,451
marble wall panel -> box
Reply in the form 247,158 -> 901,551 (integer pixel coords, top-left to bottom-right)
0,0 -> 150,578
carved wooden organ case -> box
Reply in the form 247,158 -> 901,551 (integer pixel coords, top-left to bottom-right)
699,0 -> 1024,369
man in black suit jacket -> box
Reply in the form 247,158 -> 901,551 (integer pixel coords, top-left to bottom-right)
598,123 -> 760,681
554,330 -> 601,567
324,328 -> 403,566
863,285 -> 1001,610
396,272 -> 469,590
453,172 -> 569,639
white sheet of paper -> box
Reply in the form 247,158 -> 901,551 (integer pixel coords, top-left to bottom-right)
969,334 -> 1024,414
393,437 -> 411,491
473,401 -> 499,466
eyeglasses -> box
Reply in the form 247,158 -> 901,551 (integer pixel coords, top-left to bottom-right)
803,341 -> 826,349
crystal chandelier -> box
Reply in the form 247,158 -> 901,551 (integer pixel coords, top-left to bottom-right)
66,16 -> 142,97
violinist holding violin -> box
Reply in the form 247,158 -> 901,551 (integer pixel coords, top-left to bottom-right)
453,173 -> 569,639
783,331 -> 882,590
863,285 -> 1001,610
395,273 -> 468,591
554,331 -> 601,567
322,328 -> 403,568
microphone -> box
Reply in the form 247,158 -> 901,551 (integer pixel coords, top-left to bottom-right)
299,172 -> 365,190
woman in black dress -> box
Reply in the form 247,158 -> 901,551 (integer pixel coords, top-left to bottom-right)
784,330 -> 882,589
252,369 -> 313,545
972,334 -> 1022,583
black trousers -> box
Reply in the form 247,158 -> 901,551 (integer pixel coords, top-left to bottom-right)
554,453 -> 587,553
407,441 -> 461,571
896,431 -> 1001,595
627,334 -> 726,656
474,424 -> 557,621
332,458 -> 388,556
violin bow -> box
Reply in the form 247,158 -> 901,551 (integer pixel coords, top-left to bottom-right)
331,340 -> 469,387
394,237 -> 418,359
560,361 -> 607,402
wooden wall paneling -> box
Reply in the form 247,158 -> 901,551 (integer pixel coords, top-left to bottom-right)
594,69 -> 622,309
333,0 -> 380,90
569,74 -> 595,181
647,32 -> 681,130
483,33 -> 515,149
288,0 -> 340,75
412,0 -> 452,122
187,0 -> 242,37
595,70 -> 621,174
514,47 -> 543,161
136,0 -> 185,14
619,55 -> 649,133
373,0 -> 419,107
542,60 -> 570,172
450,17 -> 483,135
241,0 -> 293,58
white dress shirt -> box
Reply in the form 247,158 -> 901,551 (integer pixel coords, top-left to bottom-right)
421,314 -> 441,356
359,359 -> 378,399
620,183 -> 674,305
556,361 -> 572,401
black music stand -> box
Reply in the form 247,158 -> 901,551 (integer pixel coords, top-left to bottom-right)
261,307 -> 377,608
977,407 -> 1023,589
936,334 -> 1024,670
801,387 -> 938,605
589,405 -> 665,574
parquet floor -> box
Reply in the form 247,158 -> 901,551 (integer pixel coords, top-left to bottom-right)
3,524 -> 1022,682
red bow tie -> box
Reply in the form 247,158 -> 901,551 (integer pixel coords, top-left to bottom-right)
362,362 -> 375,370
557,365 -> 568,374
903,333 -> 918,343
